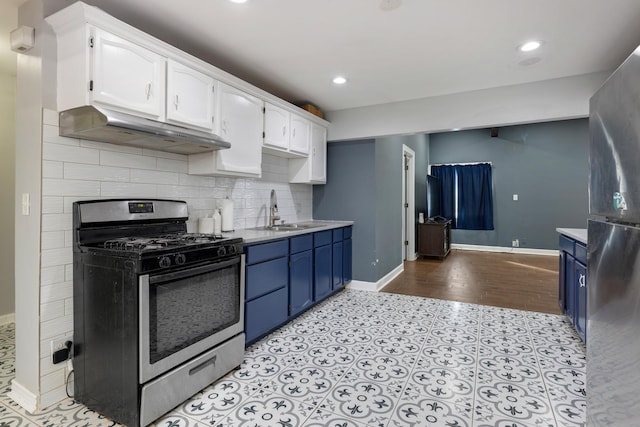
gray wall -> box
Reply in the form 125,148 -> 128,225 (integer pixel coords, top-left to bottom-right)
313,140 -> 377,282
429,119 -> 589,249
314,134 -> 430,283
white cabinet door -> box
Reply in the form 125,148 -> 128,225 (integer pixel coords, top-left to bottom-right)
263,102 -> 290,150
166,59 -> 216,131
289,114 -> 310,155
310,123 -> 327,183
215,83 -> 263,177
91,28 -> 165,119
288,122 -> 327,184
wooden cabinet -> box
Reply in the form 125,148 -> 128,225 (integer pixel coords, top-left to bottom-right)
91,28 -> 166,119
417,221 -> 451,258
166,59 -> 217,131
289,123 -> 327,184
558,233 -> 587,342
189,83 -> 263,177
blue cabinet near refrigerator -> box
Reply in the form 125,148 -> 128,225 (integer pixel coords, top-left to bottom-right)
557,231 -> 587,342
244,225 -> 353,346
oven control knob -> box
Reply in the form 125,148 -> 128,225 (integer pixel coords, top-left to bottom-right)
175,254 -> 186,265
228,245 -> 237,254
217,246 -> 227,257
159,256 -> 172,268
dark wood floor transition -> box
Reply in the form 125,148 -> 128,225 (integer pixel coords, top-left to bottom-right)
382,250 -> 562,315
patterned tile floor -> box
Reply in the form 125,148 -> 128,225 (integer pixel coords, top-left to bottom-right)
0,289 -> 586,426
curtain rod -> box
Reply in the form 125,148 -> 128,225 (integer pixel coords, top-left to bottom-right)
429,161 -> 493,167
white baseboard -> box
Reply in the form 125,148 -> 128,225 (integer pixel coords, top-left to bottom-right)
452,243 -> 558,257
347,263 -> 404,292
7,379 -> 38,414
0,313 -> 15,325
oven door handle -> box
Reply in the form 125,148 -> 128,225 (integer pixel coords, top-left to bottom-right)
149,256 -> 241,284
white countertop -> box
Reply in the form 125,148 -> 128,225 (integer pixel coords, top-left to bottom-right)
556,228 -> 588,245
221,220 -> 354,244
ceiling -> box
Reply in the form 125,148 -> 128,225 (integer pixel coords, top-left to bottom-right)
29,0 -> 640,113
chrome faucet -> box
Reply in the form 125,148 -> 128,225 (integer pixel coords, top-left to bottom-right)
269,189 -> 280,227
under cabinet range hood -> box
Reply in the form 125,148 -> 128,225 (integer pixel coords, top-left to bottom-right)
59,105 -> 230,155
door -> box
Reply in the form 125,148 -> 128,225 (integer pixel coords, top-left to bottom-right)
332,241 -> 343,290
402,146 -> 416,261
587,219 -> 640,425
314,244 -> 332,300
263,103 -> 290,150
166,59 -> 216,131
91,28 -> 165,119
289,250 -> 313,316
310,123 -> 327,183
216,83 -> 263,177
290,114 -> 310,155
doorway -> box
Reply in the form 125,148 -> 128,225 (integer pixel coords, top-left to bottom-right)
402,145 -> 416,261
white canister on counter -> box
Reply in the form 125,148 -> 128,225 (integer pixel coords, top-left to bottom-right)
212,209 -> 222,234
221,198 -> 234,232
418,212 -> 425,223
198,215 -> 214,234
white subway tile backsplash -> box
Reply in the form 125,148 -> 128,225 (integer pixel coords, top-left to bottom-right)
42,197 -> 64,214
42,108 -> 58,126
100,150 -> 157,170
142,148 -> 188,161
41,213 -> 72,232
43,125 -> 80,146
81,139 -> 143,155
64,163 -> 130,182
41,247 -> 72,268
180,173 -> 216,187
40,300 -> 65,323
41,266 -> 66,286
130,169 -> 179,185
43,161 -> 63,179
43,142 -> 99,164
41,314 -> 73,341
41,231 -> 66,250
100,182 -> 157,198
157,157 -> 188,173
41,386 -> 70,411
41,369 -> 65,395
43,179 -> 101,197
157,185 -> 200,199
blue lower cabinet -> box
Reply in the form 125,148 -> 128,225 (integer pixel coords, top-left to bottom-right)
245,257 -> 288,300
575,260 -> 587,342
343,237 -> 352,284
314,244 -> 332,301
332,241 -> 343,290
245,287 -> 288,344
289,250 -> 313,316
564,253 -> 575,322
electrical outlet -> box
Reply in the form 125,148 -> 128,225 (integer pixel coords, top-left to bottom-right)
512,239 -> 520,247
50,338 -> 67,357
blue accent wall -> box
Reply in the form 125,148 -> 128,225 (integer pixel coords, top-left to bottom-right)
429,119 -> 588,249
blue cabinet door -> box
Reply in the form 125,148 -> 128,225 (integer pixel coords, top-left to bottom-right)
575,259 -> 587,342
245,287 -> 288,345
343,237 -> 352,283
314,244 -> 332,301
332,241 -> 343,290
289,250 -> 313,316
558,250 -> 566,313
564,253 -> 575,322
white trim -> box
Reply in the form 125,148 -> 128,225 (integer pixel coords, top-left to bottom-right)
452,243 -> 558,256
347,263 -> 404,292
402,145 -> 416,262
8,379 -> 39,413
0,313 -> 15,325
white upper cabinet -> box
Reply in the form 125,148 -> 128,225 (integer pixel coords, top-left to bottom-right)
189,83 -> 263,177
263,103 -> 290,151
289,123 -> 326,184
91,28 -> 165,119
289,114 -> 310,155
166,59 -> 217,131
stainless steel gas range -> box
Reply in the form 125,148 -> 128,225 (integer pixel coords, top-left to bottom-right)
72,199 -> 245,427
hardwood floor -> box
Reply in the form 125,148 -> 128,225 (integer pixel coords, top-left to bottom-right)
382,249 -> 562,314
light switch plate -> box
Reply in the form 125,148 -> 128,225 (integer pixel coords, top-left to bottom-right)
21,193 -> 30,215
512,194 -> 518,201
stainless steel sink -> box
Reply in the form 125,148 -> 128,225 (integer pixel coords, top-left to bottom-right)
256,223 -> 325,232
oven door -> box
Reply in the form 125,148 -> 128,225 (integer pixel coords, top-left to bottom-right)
139,255 -> 245,383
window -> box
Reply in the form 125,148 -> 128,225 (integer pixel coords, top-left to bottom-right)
430,163 -> 494,230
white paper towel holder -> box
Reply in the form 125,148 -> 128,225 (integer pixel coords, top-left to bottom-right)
221,197 -> 234,232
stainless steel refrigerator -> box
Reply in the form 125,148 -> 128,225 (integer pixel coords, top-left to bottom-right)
588,46 -> 640,426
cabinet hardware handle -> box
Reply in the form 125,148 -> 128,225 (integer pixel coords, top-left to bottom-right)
579,273 -> 586,287
283,126 -> 286,136
174,94 -> 179,109
189,355 -> 217,376
146,83 -> 152,100
293,128 -> 296,138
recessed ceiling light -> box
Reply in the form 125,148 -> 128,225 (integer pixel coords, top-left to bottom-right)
229,0 -> 248,3
519,41 -> 541,52
333,76 -> 347,85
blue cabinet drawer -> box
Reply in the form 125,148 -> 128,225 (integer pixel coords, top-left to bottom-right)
290,234 -> 313,254
343,226 -> 352,239
245,240 -> 288,265
332,228 -> 343,242
314,230 -> 332,247
245,257 -> 288,300
559,235 -> 575,256
575,242 -> 587,264
245,287 -> 288,344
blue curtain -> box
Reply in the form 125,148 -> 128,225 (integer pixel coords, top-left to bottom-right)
430,164 -> 457,225
430,163 -> 494,230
